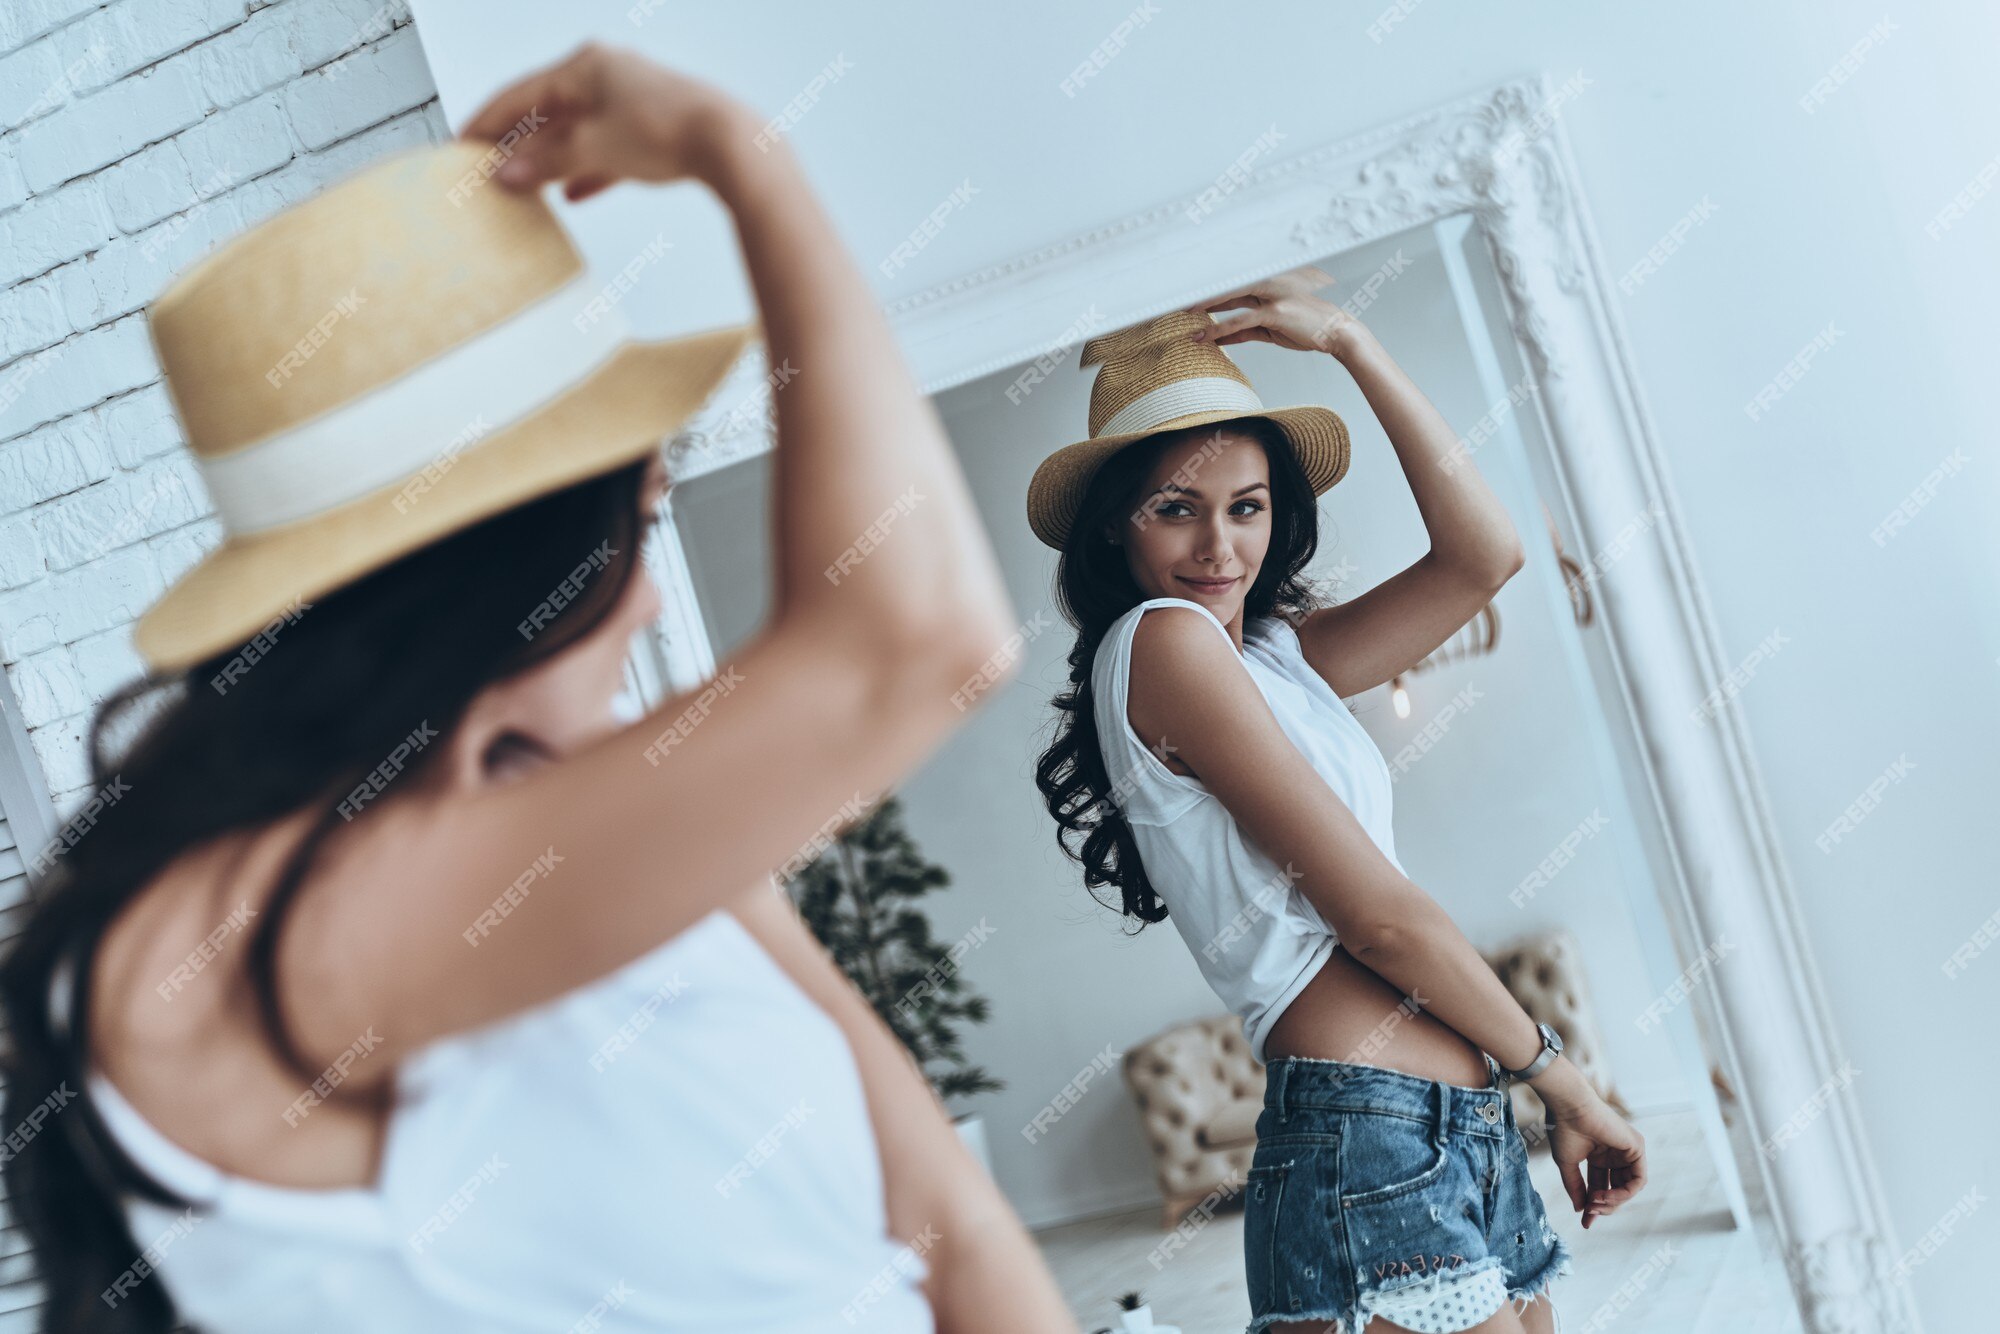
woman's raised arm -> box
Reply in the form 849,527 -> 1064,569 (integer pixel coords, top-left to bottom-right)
275,45 -> 1021,1076
1195,267 -> 1525,698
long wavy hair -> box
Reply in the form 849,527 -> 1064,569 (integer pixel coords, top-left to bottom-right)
0,455 -> 655,1333
1034,418 -> 1332,926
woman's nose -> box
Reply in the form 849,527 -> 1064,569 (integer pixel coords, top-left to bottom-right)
1192,518 -> 1231,564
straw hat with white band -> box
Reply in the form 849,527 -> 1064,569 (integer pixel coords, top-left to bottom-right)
1025,309 -> 1351,550
131,140 -> 755,675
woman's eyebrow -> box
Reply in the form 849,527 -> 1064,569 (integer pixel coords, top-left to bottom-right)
1153,481 -> 1271,498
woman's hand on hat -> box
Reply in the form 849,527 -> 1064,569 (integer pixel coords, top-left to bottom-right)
461,42 -> 750,203
1190,264 -> 1378,362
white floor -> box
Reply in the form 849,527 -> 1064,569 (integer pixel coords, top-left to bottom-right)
1034,1109 -> 1802,1334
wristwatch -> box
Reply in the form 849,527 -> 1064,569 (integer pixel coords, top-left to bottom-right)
1501,1022 -> 1564,1080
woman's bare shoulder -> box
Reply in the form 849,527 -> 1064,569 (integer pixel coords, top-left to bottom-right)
89,807 -> 390,1188
91,808 -> 316,1063
1125,604 -> 1258,779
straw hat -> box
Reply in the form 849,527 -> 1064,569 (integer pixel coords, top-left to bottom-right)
1024,309 -> 1350,549
131,140 -> 756,674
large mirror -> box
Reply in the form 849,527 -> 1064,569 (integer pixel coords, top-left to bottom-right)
608,76 -> 1915,1333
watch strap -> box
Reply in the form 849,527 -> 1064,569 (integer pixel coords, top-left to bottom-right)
1503,1022 -> 1562,1080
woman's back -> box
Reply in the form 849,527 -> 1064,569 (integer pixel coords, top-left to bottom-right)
84,816 -> 935,1333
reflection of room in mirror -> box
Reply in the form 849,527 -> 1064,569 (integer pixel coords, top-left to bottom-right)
923,238 -> 1789,1334
652,69 -> 1911,1334
666,218 -> 1809,1333
652,73 -> 1904,1328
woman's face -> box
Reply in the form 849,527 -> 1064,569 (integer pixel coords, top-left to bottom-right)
1108,425 -> 1273,624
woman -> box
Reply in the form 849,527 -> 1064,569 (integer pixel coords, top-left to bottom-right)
1032,270 -> 1647,1334
0,44 -> 1075,1334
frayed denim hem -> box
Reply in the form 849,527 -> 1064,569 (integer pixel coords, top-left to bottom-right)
1506,1230 -> 1575,1332
1245,1308 -> 1350,1333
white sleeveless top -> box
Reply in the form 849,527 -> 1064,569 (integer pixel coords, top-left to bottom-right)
79,907 -> 935,1333
1091,596 -> 1404,1062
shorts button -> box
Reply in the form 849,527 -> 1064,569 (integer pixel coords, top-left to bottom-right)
1479,1102 -> 1501,1123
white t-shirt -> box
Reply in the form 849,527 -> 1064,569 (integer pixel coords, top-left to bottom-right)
79,907 -> 934,1333
1091,596 -> 1405,1062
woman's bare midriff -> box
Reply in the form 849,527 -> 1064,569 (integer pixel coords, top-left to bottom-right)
1261,944 -> 1493,1090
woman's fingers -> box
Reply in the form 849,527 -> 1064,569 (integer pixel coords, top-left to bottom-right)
496,107 -> 623,193
462,45 -> 730,197
1194,265 -> 1332,318
1554,1148 -> 1587,1215
463,45 -> 618,195
463,47 -> 595,144
1582,1154 -> 1609,1227
1199,307 -> 1268,342
461,71 -> 547,144
492,123 -> 577,189
1581,1143 -> 1648,1222
1621,1145 -> 1647,1194
1287,264 -> 1337,291
1216,265 -> 1331,300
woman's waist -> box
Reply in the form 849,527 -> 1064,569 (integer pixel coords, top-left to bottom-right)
1259,946 -> 1492,1091
1255,1052 -> 1515,1145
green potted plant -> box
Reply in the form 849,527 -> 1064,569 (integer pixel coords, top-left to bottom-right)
780,792 -> 1002,1168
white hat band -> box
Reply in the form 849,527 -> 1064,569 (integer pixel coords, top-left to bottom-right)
199,271 -> 631,536
1097,376 -> 1266,438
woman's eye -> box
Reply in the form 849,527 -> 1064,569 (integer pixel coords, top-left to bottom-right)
1233,501 -> 1265,516
1156,501 -> 1191,518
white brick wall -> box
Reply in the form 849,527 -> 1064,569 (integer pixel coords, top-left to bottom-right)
0,0 -> 449,822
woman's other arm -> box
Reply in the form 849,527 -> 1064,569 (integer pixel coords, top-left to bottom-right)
728,883 -> 1078,1333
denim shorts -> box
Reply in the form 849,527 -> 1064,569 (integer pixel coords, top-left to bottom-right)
1242,1053 -> 1571,1333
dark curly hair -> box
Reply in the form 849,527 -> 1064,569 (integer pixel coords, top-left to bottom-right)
1033,417 -> 1332,926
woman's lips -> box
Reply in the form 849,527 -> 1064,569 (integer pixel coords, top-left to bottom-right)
1176,574 -> 1238,593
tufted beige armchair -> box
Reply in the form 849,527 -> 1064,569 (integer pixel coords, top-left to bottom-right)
1120,1014 -> 1265,1229
1120,933 -> 1622,1228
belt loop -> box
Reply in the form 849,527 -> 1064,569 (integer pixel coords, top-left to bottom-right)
1432,1078 -> 1449,1147
1269,1058 -> 1291,1123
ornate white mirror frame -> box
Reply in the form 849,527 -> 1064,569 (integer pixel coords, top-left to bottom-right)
630,74 -> 1913,1334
